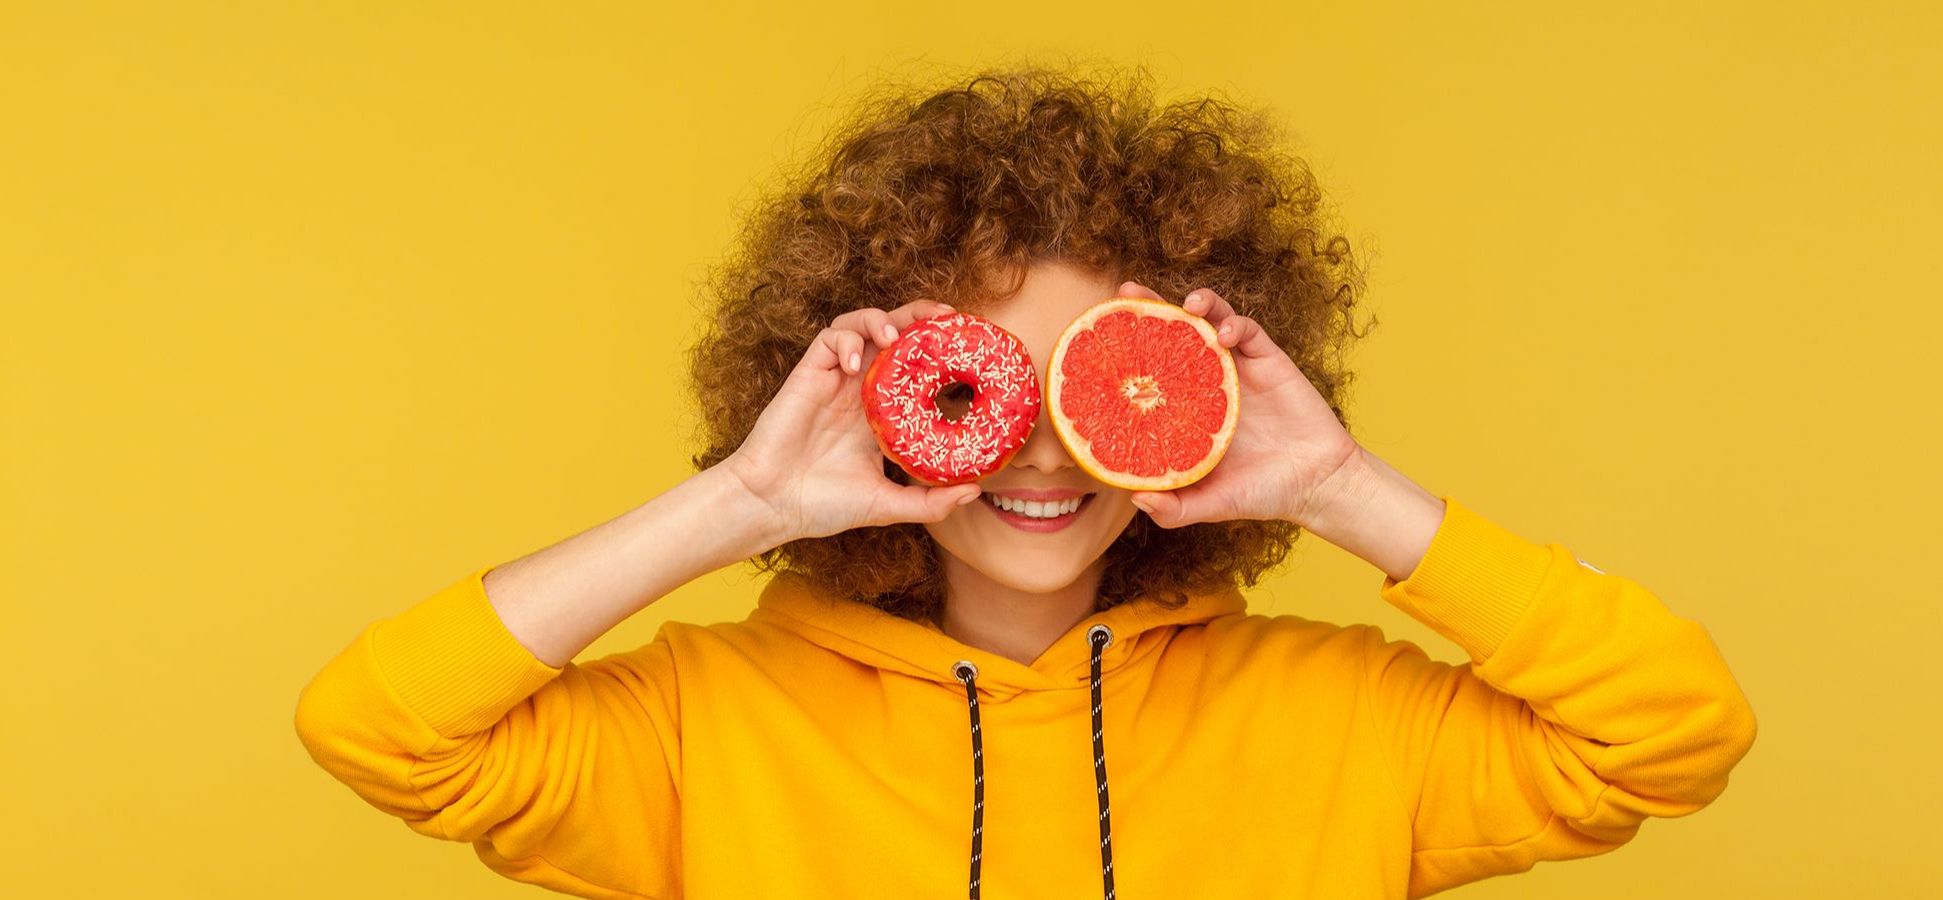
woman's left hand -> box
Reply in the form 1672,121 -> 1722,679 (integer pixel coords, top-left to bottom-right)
1115,281 -> 1363,529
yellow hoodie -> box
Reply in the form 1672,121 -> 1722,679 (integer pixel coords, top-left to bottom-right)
294,495 -> 1756,899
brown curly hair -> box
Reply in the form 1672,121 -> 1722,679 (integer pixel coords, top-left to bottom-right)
684,63 -> 1375,624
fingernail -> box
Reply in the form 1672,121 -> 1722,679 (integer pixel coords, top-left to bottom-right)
848,352 -> 860,371
938,303 -> 955,312
883,324 -> 898,342
1219,323 -> 1232,336
957,490 -> 979,505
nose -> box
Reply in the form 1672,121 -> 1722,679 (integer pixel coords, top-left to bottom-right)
1008,400 -> 1073,475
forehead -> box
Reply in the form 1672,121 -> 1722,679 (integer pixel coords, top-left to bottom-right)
977,260 -> 1121,362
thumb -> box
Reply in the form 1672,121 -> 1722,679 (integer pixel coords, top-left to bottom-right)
882,482 -> 984,525
1130,488 -> 1205,529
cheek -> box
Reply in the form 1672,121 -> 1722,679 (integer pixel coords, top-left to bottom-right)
1095,492 -> 1137,522
918,515 -> 972,555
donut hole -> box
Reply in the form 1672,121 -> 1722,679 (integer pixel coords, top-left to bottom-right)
934,381 -> 975,422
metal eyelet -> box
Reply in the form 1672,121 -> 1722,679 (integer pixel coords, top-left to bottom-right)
952,659 -> 979,681
1086,623 -> 1113,649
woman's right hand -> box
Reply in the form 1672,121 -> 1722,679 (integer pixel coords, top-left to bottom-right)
719,298 -> 984,543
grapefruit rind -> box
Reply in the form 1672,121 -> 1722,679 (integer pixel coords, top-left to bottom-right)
1045,297 -> 1240,492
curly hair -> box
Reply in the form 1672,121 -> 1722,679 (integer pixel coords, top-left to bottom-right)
684,63 -> 1375,624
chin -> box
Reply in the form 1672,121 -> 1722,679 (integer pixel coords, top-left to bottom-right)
978,566 -> 1092,596
924,526 -> 1100,592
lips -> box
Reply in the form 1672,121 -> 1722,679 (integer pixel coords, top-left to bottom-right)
978,486 -> 1090,501
978,491 -> 1094,532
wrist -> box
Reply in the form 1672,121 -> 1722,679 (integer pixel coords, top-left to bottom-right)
1296,447 -> 1446,583
703,458 -> 797,558
1293,443 -> 1375,532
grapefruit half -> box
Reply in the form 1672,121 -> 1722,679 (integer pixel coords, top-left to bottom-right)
1045,297 -> 1240,491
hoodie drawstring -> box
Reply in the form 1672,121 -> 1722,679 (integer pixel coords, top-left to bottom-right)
952,623 -> 1116,900
951,658 -> 987,899
1087,624 -> 1118,900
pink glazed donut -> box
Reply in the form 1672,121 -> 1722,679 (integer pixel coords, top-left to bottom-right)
861,312 -> 1042,486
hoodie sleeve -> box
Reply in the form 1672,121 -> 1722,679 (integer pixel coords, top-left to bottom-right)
293,566 -> 682,900
1357,496 -> 1756,899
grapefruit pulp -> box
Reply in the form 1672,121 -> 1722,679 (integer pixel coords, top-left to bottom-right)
1045,297 -> 1239,491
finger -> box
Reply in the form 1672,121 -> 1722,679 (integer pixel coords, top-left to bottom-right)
799,326 -> 839,371
862,307 -> 901,348
1183,288 -> 1238,324
1213,314 -> 1279,360
829,307 -> 901,349
1130,486 -> 1227,529
887,298 -> 957,331
876,481 -> 983,525
816,326 -> 868,374
1116,280 -> 1167,302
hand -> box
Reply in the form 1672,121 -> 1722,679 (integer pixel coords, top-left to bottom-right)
1114,281 -> 1363,529
719,298 -> 984,543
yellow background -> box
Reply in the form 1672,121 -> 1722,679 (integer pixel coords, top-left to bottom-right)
5,1 -> 1937,896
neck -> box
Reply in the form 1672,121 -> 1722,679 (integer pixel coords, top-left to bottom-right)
936,554 -> 1106,666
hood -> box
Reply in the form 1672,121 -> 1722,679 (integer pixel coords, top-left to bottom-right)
748,570 -> 1248,702
749,570 -> 1249,898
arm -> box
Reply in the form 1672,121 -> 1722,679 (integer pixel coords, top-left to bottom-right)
293,294 -> 961,895
481,461 -> 790,667
293,465 -> 783,898
1302,449 -> 1760,898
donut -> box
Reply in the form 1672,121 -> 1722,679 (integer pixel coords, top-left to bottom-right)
860,312 -> 1041,486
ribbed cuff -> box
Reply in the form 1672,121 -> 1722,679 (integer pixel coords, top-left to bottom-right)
1378,495 -> 1558,663
369,565 -> 566,738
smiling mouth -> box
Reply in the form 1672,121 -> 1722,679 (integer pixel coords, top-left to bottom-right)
978,492 -> 1096,521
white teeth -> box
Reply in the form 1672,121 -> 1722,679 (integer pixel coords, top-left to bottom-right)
986,494 -> 1084,518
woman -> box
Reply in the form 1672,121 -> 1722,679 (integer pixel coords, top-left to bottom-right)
295,67 -> 1757,899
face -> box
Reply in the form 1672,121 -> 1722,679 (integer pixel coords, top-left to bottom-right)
920,259 -> 1140,594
